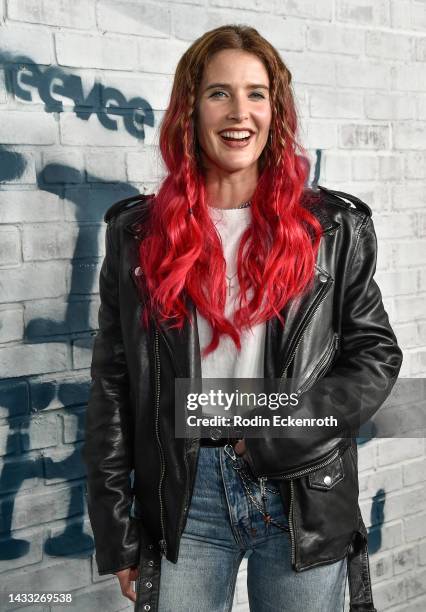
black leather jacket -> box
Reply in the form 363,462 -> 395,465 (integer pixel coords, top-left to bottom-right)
81,185 -> 403,612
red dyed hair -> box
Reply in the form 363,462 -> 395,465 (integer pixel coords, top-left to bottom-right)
138,24 -> 323,357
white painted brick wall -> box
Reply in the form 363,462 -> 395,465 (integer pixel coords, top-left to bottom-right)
0,1 -> 424,610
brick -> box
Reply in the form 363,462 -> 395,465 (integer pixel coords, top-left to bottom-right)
66,259 -> 102,296
359,465 -> 403,500
373,576 -> 406,609
307,24 -> 364,56
390,0 -> 412,29
43,446 -> 86,484
0,380 -> 29,419
0,24 -> 52,63
392,185 -> 426,212
282,51 -> 335,87
375,270 -> 417,297
60,111 -> 146,147
21,412 -> 59,451
24,298 -> 100,338
416,37 -> 426,62
0,190 -> 64,223
0,454 -> 43,493
138,37 -> 190,74
62,407 -> 86,444
0,342 -> 68,378
378,154 -> 404,181
7,484 -> 85,532
383,486 -> 426,522
337,0 -> 390,26
0,148 -> 37,184
404,458 -> 426,487
406,568 -> 426,600
85,150 -> 127,183
301,120 -> 337,149
357,441 -> 376,472
0,528 -> 43,574
62,185 -> 139,223
100,72 -> 172,112
0,70 -> 6,104
0,226 -> 20,266
405,512 -> 426,542
29,373 -> 90,413
0,306 -> 23,342
377,438 -> 423,467
367,520 -> 403,552
393,241 -> 426,267
72,336 -> 94,369
127,149 -> 165,182
23,223 -> 102,261
419,539 -> 426,566
393,544 -> 417,575
340,124 -> 389,149
0,423 -> 20,456
0,261 -> 67,302
351,155 -> 378,180
41,150 -> 85,183
320,153 -> 351,182
97,0 -> 170,37
0,111 -> 56,145
0,556 -> 91,592
55,32 -> 138,70
310,90 -> 363,119
394,122 -> 426,150
417,95 -> 426,121
404,152 -> 426,179
337,60 -> 389,90
374,213 -> 415,239
365,93 -> 415,120
392,64 -> 426,92
368,550 -> 393,581
366,30 -> 412,60
7,0 -> 96,29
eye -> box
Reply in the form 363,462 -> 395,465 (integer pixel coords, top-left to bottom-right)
250,92 -> 265,99
209,91 -> 227,98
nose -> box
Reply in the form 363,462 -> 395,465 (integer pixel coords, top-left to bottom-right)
227,93 -> 249,122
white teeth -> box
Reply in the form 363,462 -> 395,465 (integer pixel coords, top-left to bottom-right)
220,131 -> 251,139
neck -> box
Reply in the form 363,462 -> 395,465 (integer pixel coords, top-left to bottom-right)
203,163 -> 258,210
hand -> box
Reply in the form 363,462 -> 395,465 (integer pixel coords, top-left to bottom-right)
115,564 -> 139,603
233,438 -> 247,458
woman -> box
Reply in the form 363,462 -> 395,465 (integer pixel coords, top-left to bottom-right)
82,25 -> 402,612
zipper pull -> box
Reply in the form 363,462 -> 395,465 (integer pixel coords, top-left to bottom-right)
224,443 -> 237,461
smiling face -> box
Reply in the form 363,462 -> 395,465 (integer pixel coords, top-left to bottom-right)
195,49 -> 272,175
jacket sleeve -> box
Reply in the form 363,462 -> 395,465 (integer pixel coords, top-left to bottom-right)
244,213 -> 404,478
81,219 -> 140,575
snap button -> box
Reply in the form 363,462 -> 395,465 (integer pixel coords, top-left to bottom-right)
148,560 -> 154,567
319,274 -> 328,283
145,581 -> 152,589
323,475 -> 332,486
144,605 -> 151,611
135,266 -> 143,276
210,427 -> 222,441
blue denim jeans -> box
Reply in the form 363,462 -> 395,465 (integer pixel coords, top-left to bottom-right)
157,446 -> 348,611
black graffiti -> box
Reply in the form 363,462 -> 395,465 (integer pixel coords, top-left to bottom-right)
1,53 -> 154,139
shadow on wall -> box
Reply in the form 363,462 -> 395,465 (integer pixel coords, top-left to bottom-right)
0,49 -> 384,567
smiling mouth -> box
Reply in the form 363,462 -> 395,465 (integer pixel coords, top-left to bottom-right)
219,130 -> 254,142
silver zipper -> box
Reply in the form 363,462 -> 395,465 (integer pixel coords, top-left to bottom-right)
289,479 -> 296,565
154,328 -> 168,557
279,275 -> 332,383
296,332 -> 339,396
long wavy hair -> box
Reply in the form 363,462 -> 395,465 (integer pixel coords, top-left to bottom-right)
138,24 -> 323,357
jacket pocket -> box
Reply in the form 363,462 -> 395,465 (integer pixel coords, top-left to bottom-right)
296,332 -> 340,396
308,455 -> 345,490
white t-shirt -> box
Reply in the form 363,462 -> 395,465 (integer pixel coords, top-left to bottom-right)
196,205 -> 266,382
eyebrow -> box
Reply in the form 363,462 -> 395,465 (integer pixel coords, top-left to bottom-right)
204,82 -> 269,92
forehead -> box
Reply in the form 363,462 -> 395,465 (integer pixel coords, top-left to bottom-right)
200,49 -> 269,84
